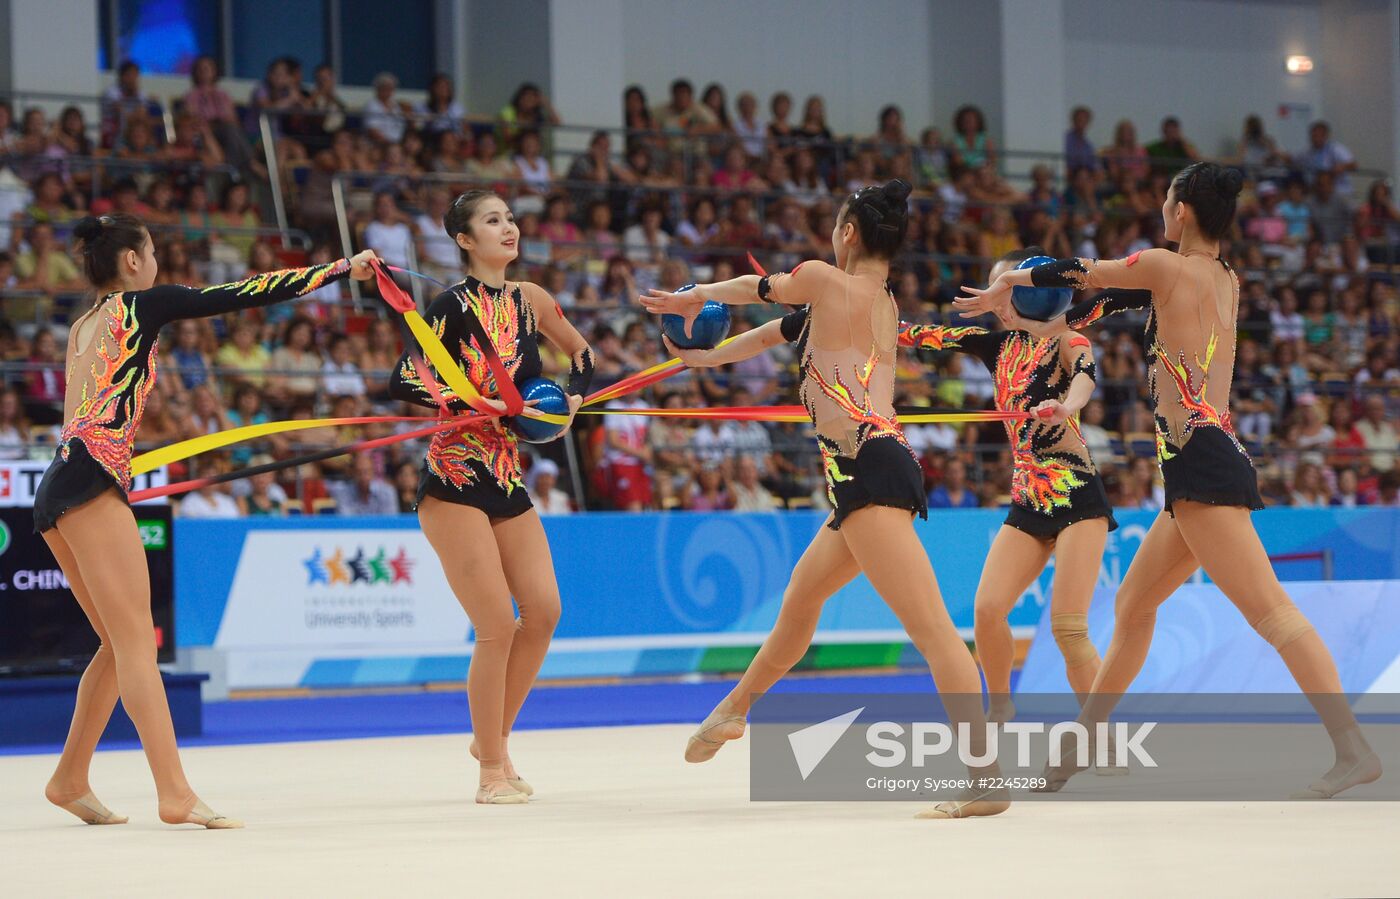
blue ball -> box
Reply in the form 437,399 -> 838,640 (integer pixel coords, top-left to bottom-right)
1011,255 -> 1073,322
509,377 -> 570,444
661,284 -> 731,350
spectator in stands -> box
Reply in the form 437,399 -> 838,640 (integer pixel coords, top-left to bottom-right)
19,328 -> 64,417
1296,120 -> 1357,194
527,458 -> 573,514
539,194 -> 582,264
928,457 -> 980,508
167,320 -> 216,393
767,91 -> 796,152
733,92 -> 766,159
872,104 -> 912,164
1357,180 -> 1400,252
1100,119 -> 1149,182
305,63 -> 348,137
210,181 -> 262,268
1309,172 -> 1352,246
413,188 -> 461,282
700,83 -> 733,137
15,221 -> 84,294
1289,461 -> 1329,507
331,452 -> 399,516
730,455 -> 775,511
513,128 -> 554,198
114,112 -> 161,162
623,201 -> 672,266
582,200 -> 621,261
265,316 -> 321,409
322,334 -> 368,398
238,460 -> 289,516
363,72 -> 410,145
713,142 -> 766,191
463,131 -> 515,184
52,105 -> 94,164
1064,105 -> 1096,174
250,56 -> 307,120
225,383 -> 270,467
950,104 -> 995,169
1145,116 -> 1199,174
499,82 -> 560,148
1357,395 -> 1398,472
179,457 -> 242,518
655,79 -> 717,134
391,459 -> 419,513
765,197 -> 822,271
182,55 -> 249,165
1236,114 -> 1284,175
0,100 -> 17,153
362,190 -> 414,268
687,463 -> 732,511
1277,177 -> 1313,246
623,85 -> 658,145
600,391 -> 654,511
0,387 -> 31,460
215,321 -> 271,389
23,172 -> 78,230
416,72 -> 466,135
100,60 -> 163,150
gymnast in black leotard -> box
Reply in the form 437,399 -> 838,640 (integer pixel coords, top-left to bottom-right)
899,248 -> 1121,724
36,213 -> 376,829
386,190 -> 594,805
957,163 -> 1380,798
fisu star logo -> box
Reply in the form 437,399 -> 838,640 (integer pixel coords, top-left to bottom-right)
303,546 -> 415,586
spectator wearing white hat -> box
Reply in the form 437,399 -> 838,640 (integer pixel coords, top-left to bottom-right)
528,458 -> 573,515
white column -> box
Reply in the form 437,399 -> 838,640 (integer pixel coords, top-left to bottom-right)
6,0 -> 99,99
998,0 -> 1067,178
548,0 -> 626,157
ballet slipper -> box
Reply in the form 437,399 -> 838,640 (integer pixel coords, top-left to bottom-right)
159,795 -> 243,829
1289,752 -> 1382,800
45,787 -> 128,825
476,767 -> 529,805
1032,731 -> 1093,793
469,739 -> 532,797
1094,731 -> 1130,777
684,707 -> 747,764
915,791 -> 1011,820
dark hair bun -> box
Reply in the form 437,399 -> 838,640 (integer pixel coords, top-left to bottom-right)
72,216 -> 104,243
881,179 -> 912,205
1215,167 -> 1244,199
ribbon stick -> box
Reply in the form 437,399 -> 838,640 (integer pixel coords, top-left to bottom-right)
130,415 -> 467,475
129,416 -> 475,504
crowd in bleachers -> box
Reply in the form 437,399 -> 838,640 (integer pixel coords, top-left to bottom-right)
3,59 -> 1400,517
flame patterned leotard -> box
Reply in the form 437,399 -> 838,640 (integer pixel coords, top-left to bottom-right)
389,276 -> 593,518
761,260 -> 927,530
1034,250 -> 1262,513
33,260 -> 353,532
899,320 -> 1117,537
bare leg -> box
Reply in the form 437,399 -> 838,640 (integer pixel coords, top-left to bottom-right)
55,491 -> 238,827
418,497 -> 526,804
972,526 -> 1053,723
1039,511 -> 1198,791
482,509 -> 562,795
1172,501 -> 1381,798
685,520 -> 860,762
41,528 -> 127,825
838,506 -> 1008,819
1047,518 -> 1110,698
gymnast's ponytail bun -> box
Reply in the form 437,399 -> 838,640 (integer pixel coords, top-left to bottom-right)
1214,166 -> 1244,200
72,213 -> 148,287
843,178 -> 912,259
1171,162 -> 1242,240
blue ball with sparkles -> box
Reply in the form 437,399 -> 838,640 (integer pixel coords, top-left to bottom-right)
1011,255 -> 1073,322
510,377 -> 570,444
662,284 -> 731,350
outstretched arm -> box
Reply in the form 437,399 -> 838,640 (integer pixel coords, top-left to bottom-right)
1035,335 -> 1098,424
137,250 -> 376,327
953,249 -> 1171,329
663,317 -> 789,369
641,261 -> 832,335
